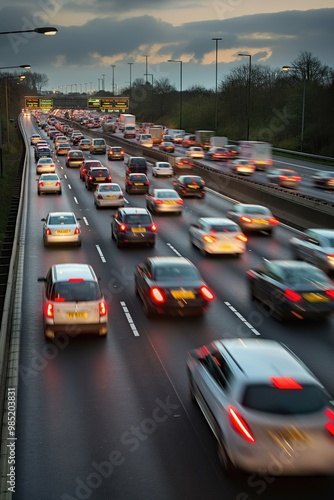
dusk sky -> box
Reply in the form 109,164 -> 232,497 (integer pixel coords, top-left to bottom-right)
0,1 -> 333,93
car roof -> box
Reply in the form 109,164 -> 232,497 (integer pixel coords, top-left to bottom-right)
89,166 -> 109,171
306,228 -> 334,237
97,183 -> 121,188
149,256 -> 192,267
263,260 -> 317,270
47,211 -> 76,217
52,263 -> 96,282
128,173 -> 147,178
236,204 -> 269,211
214,338 -> 318,385
153,188 -> 178,193
119,207 -> 150,215
68,150 -> 84,155
155,162 -> 171,166
199,217 -> 238,225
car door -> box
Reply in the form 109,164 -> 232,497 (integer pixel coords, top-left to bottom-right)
136,260 -> 152,299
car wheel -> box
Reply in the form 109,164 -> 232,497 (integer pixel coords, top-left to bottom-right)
58,190 -> 62,196
116,236 -> 123,248
265,229 -> 272,236
111,228 -> 115,240
217,437 -> 237,477
95,203 -> 100,209
148,241 -> 155,248
77,241 -> 82,247
37,190 -> 41,196
143,297 -> 154,318
188,371 -> 196,403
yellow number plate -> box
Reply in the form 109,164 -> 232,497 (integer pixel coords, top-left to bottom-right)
106,195 -> 116,199
134,183 -> 144,186
97,177 -> 105,181
131,227 -> 146,233
253,219 -> 268,224
171,290 -> 195,299
219,244 -> 232,249
302,293 -> 329,302
56,230 -> 71,234
164,200 -> 176,204
45,182 -> 53,186
66,312 -> 88,318
188,185 -> 199,189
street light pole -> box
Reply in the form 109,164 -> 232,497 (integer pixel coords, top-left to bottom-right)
146,73 -> 154,122
282,65 -> 306,152
238,53 -> 252,140
0,27 -> 58,36
167,59 -> 183,130
128,62 -> 133,92
144,55 -> 149,84
111,65 -> 116,95
212,37 -> 222,132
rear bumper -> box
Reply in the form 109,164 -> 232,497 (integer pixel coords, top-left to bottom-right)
45,322 -> 108,336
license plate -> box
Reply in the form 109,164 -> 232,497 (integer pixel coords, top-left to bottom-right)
252,219 -> 268,224
171,290 -> 195,299
219,244 -> 232,249
45,182 -> 53,186
56,230 -> 71,234
97,177 -> 105,181
268,427 -> 309,444
66,312 -> 88,318
188,185 -> 199,189
106,195 -> 116,199
302,293 -> 329,302
131,227 -> 146,233
134,183 -> 144,186
164,200 -> 176,204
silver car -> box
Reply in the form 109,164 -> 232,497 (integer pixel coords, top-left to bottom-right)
41,212 -> 81,247
189,217 -> 247,256
37,173 -> 62,195
36,157 -> 56,174
187,338 -> 334,476
37,263 -> 108,339
226,204 -> 279,236
146,189 -> 184,214
94,183 -> 124,209
290,228 -> 334,274
152,161 -> 173,177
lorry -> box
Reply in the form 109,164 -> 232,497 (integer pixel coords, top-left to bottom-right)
149,126 -> 163,145
195,130 -> 215,150
238,141 -> 273,170
210,136 -> 228,148
118,114 -> 136,131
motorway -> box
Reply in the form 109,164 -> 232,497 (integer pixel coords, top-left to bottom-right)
12,115 -> 334,500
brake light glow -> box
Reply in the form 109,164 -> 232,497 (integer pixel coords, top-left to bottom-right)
176,199 -> 183,205
120,224 -> 126,232
150,223 -> 157,232
55,182 -> 60,187
269,217 -> 279,226
68,278 -> 84,282
199,286 -> 214,301
45,302 -> 54,318
38,182 -> 44,187
228,407 -> 255,443
325,408 -> 334,437
99,301 -> 107,317
127,181 -> 133,186
241,216 -> 252,223
150,287 -> 165,303
325,289 -> 334,299
154,199 -> 163,204
203,235 -> 216,243
74,228 -> 80,235
284,288 -> 302,302
326,254 -> 334,262
118,195 -> 123,199
45,228 -> 51,236
235,234 -> 248,242
270,377 -> 302,389
97,195 -> 103,199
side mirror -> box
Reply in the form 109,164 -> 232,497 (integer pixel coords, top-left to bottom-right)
41,218 -> 46,221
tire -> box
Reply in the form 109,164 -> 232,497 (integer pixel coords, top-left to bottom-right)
37,190 -> 41,196
148,241 -> 155,248
77,241 -> 82,247
265,229 -> 272,236
188,371 -> 196,403
217,437 -> 237,477
111,228 -> 115,240
143,297 -> 154,318
58,190 -> 62,196
249,282 -> 256,301
116,236 -> 123,248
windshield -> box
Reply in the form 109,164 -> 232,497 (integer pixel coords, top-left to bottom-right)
154,265 -> 199,281
52,281 -> 101,302
48,214 -> 76,225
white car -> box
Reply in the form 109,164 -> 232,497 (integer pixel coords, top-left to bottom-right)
152,161 -> 173,177
94,183 -> 124,209
189,217 -> 247,256
146,189 -> 184,214
186,147 -> 205,159
37,173 -> 62,195
37,263 -> 108,339
36,157 -> 56,174
187,338 -> 334,476
230,159 -> 256,175
41,212 -> 81,247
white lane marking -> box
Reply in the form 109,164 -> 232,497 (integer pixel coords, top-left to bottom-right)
124,197 -> 129,204
95,244 -> 106,263
68,184 -> 72,189
64,174 -> 67,179
82,216 -> 89,226
74,197 -> 79,204
224,302 -> 261,336
120,301 -> 139,336
166,242 -> 182,256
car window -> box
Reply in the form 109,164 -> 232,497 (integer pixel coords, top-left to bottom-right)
70,152 -> 83,157
99,185 -> 119,192
156,191 -> 178,199
155,266 -> 199,280
243,206 -> 270,215
124,214 -> 151,225
209,224 -> 238,232
241,384 -> 328,415
282,266 -> 330,287
91,169 -> 109,176
129,175 -> 147,181
48,215 -> 76,225
51,281 -> 101,302
157,163 -> 171,168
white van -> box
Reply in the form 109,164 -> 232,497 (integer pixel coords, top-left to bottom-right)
90,138 -> 107,154
138,134 -> 153,148
123,125 -> 136,139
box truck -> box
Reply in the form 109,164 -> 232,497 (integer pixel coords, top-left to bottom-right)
195,130 -> 215,150
118,114 -> 136,131
238,141 -> 273,170
149,127 -> 163,145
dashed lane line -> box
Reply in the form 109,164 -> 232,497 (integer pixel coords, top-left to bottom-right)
224,301 -> 261,335
95,244 -> 106,263
120,301 -> 139,336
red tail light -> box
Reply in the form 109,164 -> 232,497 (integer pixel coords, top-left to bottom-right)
145,181 -> 150,185
181,189 -> 187,195
88,176 -> 93,181
127,181 -> 133,186
325,289 -> 334,299
107,176 -> 112,181
279,175 -> 289,181
235,233 -> 248,242
55,182 -> 61,187
97,195 -> 103,199
150,223 -> 157,232
45,302 -> 54,318
284,289 -> 302,302
45,228 -> 51,236
38,182 -> 44,187
74,228 -> 80,235
228,407 -> 256,443
150,287 -> 165,303
326,254 -> 334,262
270,377 -> 302,389
269,217 -> 279,226
203,235 -> 216,243
241,216 -> 252,223
199,286 -> 214,301
176,199 -> 183,205
118,195 -> 123,199
119,224 -> 126,232
99,301 -> 107,317
294,176 -> 301,181
154,199 -> 163,204
325,408 -> 334,437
